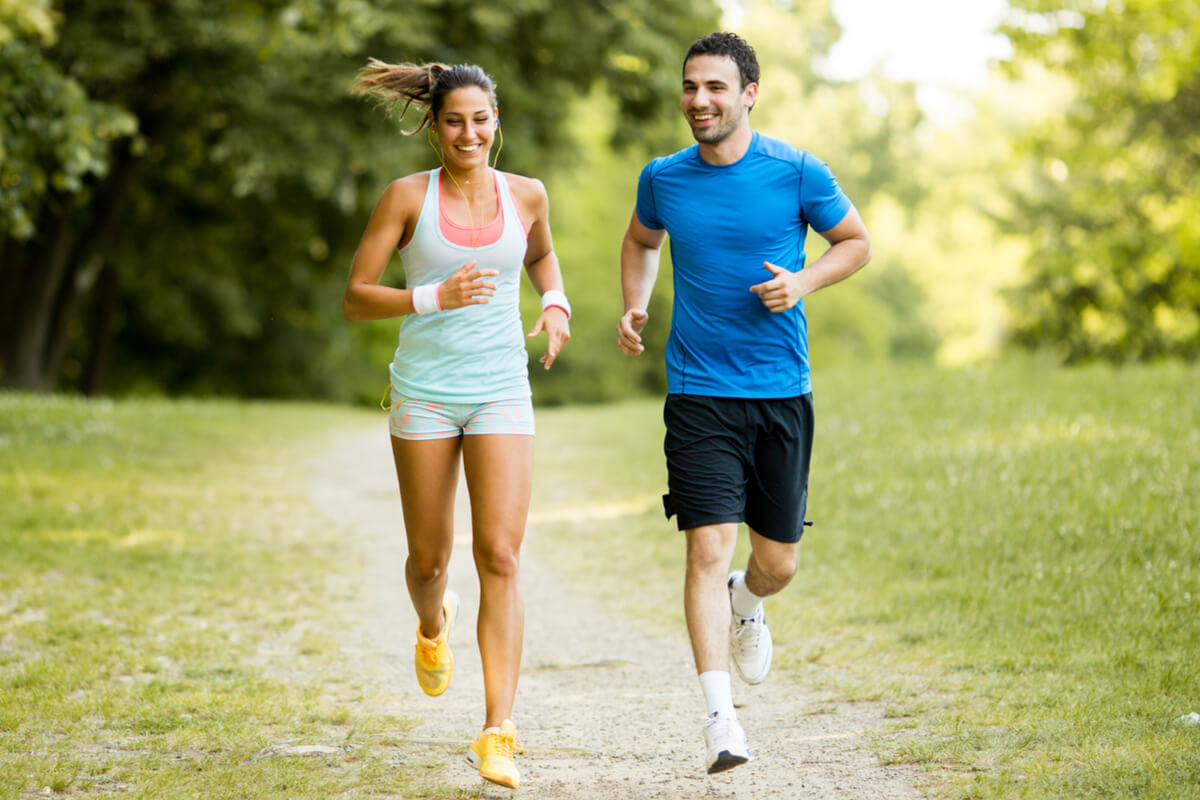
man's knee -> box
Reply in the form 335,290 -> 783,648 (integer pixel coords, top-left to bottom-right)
749,540 -> 799,589
686,525 -> 737,573
758,552 -> 798,584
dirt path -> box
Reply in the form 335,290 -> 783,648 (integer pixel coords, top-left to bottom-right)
311,426 -> 927,799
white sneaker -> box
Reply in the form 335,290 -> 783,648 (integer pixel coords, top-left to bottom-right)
728,571 -> 773,685
702,711 -> 751,774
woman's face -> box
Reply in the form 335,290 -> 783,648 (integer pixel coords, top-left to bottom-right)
433,86 -> 497,170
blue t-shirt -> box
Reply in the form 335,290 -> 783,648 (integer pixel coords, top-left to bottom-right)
636,131 -> 852,398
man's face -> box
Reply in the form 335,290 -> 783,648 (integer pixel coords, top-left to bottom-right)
680,54 -> 756,145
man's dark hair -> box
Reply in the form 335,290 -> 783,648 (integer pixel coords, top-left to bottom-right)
684,32 -> 760,89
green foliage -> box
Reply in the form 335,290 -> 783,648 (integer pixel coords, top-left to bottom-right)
1,0 -> 955,399
1001,0 -> 1200,362
0,26 -> 136,239
806,263 -> 940,365
1,0 -> 720,398
0,0 -> 56,45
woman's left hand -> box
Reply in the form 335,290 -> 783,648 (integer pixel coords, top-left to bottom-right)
527,308 -> 570,370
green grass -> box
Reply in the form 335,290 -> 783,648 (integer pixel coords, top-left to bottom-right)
528,359 -> 1200,800
0,395 -> 464,799
4,360 -> 1197,799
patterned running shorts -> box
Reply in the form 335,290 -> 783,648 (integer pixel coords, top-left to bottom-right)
388,391 -> 535,440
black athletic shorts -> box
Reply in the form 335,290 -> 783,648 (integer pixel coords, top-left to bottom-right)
662,393 -> 814,543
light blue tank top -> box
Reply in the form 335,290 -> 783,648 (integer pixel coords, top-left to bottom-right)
389,168 -> 531,403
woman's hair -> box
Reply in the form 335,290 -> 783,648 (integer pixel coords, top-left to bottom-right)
352,59 -> 498,134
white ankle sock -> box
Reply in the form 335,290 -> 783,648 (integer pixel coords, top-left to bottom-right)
481,726 -> 500,736
729,572 -> 765,619
699,670 -> 735,718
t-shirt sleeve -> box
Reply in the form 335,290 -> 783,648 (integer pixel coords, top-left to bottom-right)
634,160 -> 664,230
799,154 -> 852,233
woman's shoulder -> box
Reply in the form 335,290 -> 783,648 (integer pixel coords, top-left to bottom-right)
387,170 -> 434,198
376,171 -> 433,214
499,171 -> 548,208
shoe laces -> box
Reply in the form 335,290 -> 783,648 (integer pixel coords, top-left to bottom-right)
733,612 -> 763,651
416,610 -> 448,659
487,729 -> 521,759
704,711 -> 734,737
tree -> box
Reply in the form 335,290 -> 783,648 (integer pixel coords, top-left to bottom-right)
1,0 -> 720,396
0,0 -> 137,389
1001,0 -> 1200,361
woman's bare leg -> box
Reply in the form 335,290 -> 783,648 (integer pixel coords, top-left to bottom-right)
391,435 -> 461,638
461,433 -> 533,727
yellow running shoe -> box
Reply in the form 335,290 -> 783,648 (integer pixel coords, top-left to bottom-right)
466,719 -> 522,789
414,590 -> 458,697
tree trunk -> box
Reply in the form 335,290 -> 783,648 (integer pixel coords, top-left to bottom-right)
82,264 -> 118,396
44,254 -> 105,386
1,195 -> 76,390
4,144 -> 142,391
45,146 -> 142,389
0,238 -> 24,372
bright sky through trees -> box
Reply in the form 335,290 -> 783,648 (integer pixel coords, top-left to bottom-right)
725,0 -> 1013,123
823,0 -> 1012,122
822,0 -> 1011,86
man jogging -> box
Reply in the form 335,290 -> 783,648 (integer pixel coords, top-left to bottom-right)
617,31 -> 871,775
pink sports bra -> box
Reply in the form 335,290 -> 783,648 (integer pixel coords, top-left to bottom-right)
438,171 -> 528,247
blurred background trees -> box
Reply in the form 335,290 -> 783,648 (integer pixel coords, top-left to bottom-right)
1001,0 -> 1200,362
1,0 -> 718,400
2,0 -> 1197,402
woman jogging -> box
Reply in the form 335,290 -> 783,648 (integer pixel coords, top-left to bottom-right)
343,59 -> 571,790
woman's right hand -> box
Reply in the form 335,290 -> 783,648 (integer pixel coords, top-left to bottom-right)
437,261 -> 499,309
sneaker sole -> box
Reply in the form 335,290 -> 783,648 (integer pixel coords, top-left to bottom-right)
416,664 -> 453,696
465,751 -> 518,789
707,750 -> 751,774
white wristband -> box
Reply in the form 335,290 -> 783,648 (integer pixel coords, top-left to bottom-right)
412,282 -> 442,315
541,289 -> 571,319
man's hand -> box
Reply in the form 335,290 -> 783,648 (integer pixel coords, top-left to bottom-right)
749,261 -> 805,312
617,308 -> 649,356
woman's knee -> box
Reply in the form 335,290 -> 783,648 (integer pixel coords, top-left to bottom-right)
406,553 -> 449,585
473,536 -> 521,578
